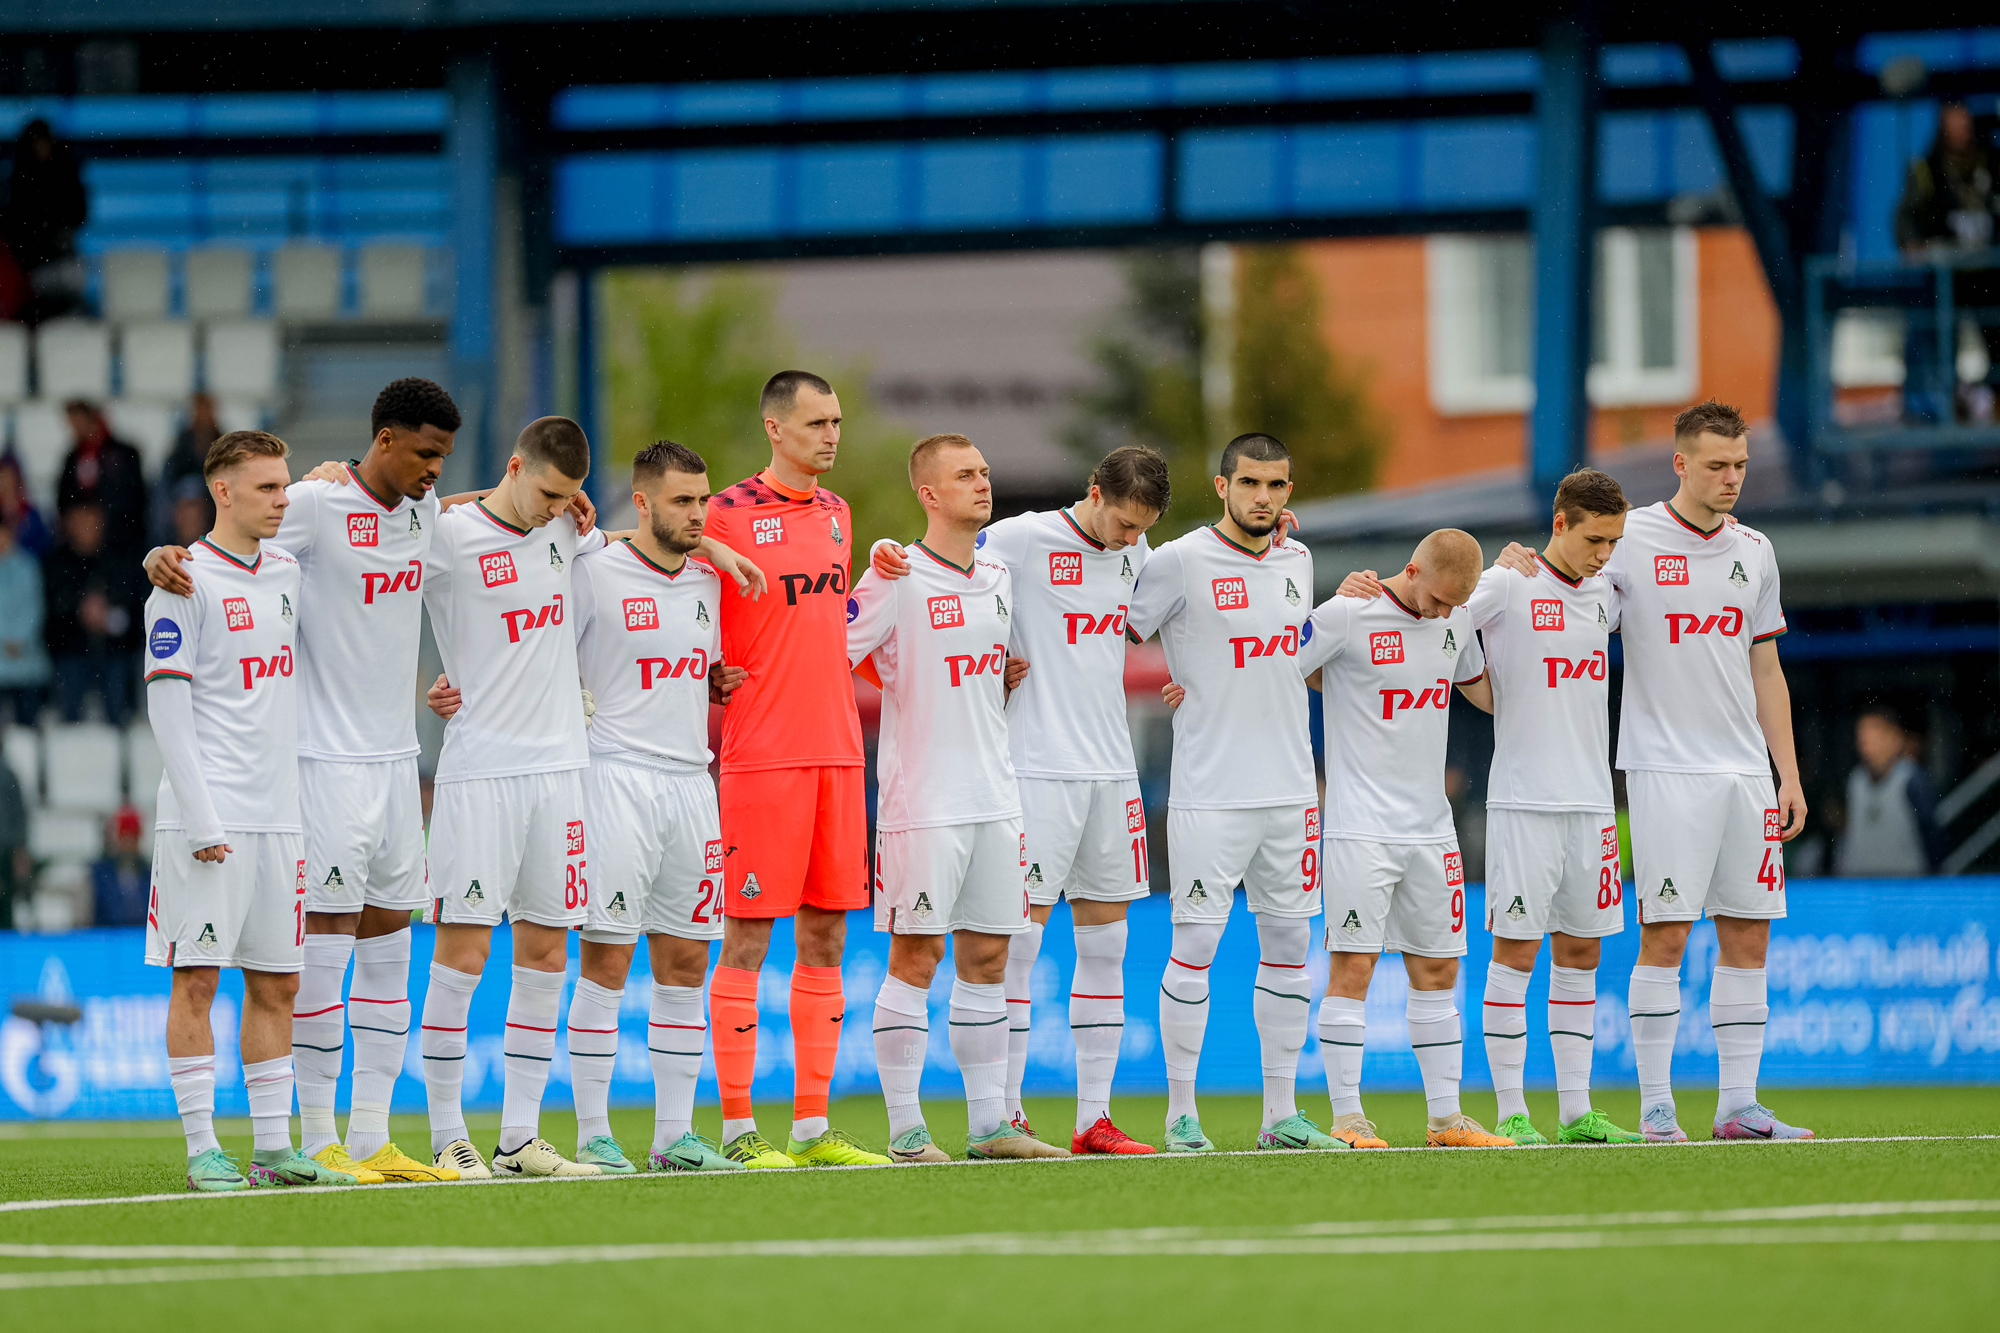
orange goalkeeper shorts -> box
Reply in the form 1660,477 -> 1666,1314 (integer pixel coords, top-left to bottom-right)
718,765 -> 869,919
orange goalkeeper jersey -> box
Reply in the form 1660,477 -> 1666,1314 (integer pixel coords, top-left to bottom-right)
705,470 -> 865,773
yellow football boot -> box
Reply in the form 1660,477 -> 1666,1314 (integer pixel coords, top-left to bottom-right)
357,1141 -> 461,1182
312,1143 -> 385,1184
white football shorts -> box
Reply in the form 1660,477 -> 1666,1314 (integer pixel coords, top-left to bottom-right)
1626,769 -> 1787,923
1166,804 -> 1321,924
145,830 -> 306,973
426,770 -> 588,930
1020,777 -> 1150,906
1484,808 -> 1625,940
581,761 -> 724,945
874,817 -> 1029,936
301,756 -> 429,914
1323,837 -> 1467,958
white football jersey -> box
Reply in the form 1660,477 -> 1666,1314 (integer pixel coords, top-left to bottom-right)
1125,526 -> 1315,811
275,468 -> 439,762
142,538 -> 303,832
977,508 -> 1149,780
1468,556 -> 1618,813
847,542 -> 1020,832
424,503 -> 606,784
572,539 -> 721,775
1606,502 -> 1786,777
1298,588 -> 1485,842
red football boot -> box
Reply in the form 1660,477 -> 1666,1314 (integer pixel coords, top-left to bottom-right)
1071,1116 -> 1158,1155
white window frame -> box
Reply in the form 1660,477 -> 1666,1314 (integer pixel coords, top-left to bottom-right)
1425,227 -> 1700,416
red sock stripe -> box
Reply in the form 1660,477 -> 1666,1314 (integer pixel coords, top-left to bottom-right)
1168,957 -> 1211,970
566,1026 -> 618,1034
1482,1001 -> 1526,1008
1549,999 -> 1597,1006
648,1022 -> 705,1030
349,996 -> 408,1005
420,1024 -> 466,1032
505,1022 -> 558,1032
1006,998 -> 1031,1004
292,1003 -> 344,1018
1069,993 -> 1124,1000
1258,961 -> 1308,969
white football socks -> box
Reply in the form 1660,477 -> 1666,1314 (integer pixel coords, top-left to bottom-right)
1159,920 -> 1224,1125
168,1054 -> 220,1155
421,961 -> 479,1155
292,933 -> 352,1156
1482,960 -> 1532,1122
1003,919 -> 1042,1122
873,974 -> 930,1138
1628,964 -> 1682,1117
243,1055 -> 295,1153
649,983 -> 705,1151
1070,919 -> 1127,1133
949,978 -> 1009,1137
1318,995 -> 1367,1117
566,976 -> 623,1149
1710,965 -> 1768,1120
1549,964 -> 1598,1125
346,929 -> 411,1160
1252,916 -> 1311,1129
499,965 -> 564,1154
1407,988 -> 1462,1119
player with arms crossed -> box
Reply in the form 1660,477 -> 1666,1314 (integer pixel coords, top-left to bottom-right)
1128,433 -> 1336,1154
148,378 -> 467,1184
701,372 -> 890,1168
1295,529 -> 1513,1148
869,446 -> 1168,1155
852,433 -> 1064,1161
418,417 -> 610,1178
144,431 -> 355,1190
565,442 -> 749,1173
1561,402 -> 1807,1141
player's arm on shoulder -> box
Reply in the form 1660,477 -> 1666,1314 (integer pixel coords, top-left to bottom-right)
1750,638 -> 1807,840
141,543 -> 195,596
1335,568 -> 1382,599
1492,540 -> 1537,576
869,537 -> 910,580
696,533 -> 767,599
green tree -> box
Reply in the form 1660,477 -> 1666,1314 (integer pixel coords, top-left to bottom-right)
599,268 -> 919,557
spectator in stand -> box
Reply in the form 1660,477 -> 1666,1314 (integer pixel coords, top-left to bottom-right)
152,393 -> 219,544
0,756 -> 25,930
0,453 -> 53,558
91,804 -> 149,927
0,118 -> 87,323
1836,707 -> 1948,877
166,476 -> 209,547
0,516 -> 49,724
58,403 -> 148,550
42,503 -> 143,726
1895,102 -> 2000,422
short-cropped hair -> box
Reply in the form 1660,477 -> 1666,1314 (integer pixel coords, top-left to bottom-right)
1218,432 -> 1290,480
909,432 -> 976,488
760,370 -> 834,420
632,439 -> 707,491
371,377 -> 462,436
1552,467 -> 1629,527
1090,446 -> 1170,513
515,416 -> 591,480
203,429 -> 289,481
1673,399 -> 1748,444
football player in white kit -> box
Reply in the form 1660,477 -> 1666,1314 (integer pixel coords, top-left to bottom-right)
867,446 -> 1168,1156
565,442 -> 750,1174
146,379 -> 468,1185
851,433 -> 1067,1162
143,430 -> 356,1190
1127,433 -> 1336,1154
1296,528 -> 1515,1148
418,417 -> 610,1179
1581,402 -> 1808,1142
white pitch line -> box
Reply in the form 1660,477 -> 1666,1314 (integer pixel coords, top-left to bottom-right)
3,1221 -> 2000,1290
2,1132 -> 1996,1215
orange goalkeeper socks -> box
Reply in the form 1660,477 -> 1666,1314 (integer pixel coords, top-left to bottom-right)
709,966 -> 761,1121
789,964 -> 844,1121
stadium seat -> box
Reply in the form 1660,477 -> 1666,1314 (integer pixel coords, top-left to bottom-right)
203,320 -> 280,401
0,322 -> 27,403
360,245 -> 427,318
184,248 -> 253,320
100,249 -> 172,321
34,319 -> 112,401
107,399 -> 178,474
11,400 -> 69,509
29,808 -> 101,863
44,722 -> 123,813
274,245 -> 343,320
4,725 -> 40,801
125,720 -> 162,813
119,320 -> 195,399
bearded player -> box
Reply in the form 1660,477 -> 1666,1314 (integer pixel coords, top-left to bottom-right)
701,372 -> 891,1168
869,446 -> 1168,1155
1491,402 -> 1808,1140
851,433 -> 1065,1161
1126,433 -> 1335,1154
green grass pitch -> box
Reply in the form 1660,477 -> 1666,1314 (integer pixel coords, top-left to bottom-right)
2,1086 -> 1997,1332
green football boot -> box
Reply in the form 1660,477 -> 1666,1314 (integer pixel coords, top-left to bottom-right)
1163,1113 -> 1216,1153
1495,1113 -> 1549,1145
788,1128 -> 893,1166
649,1132 -> 745,1172
247,1147 -> 358,1187
1557,1108 -> 1645,1145
1257,1113 -> 1340,1150
578,1134 -> 639,1175
887,1125 -> 952,1163
186,1147 -> 250,1192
